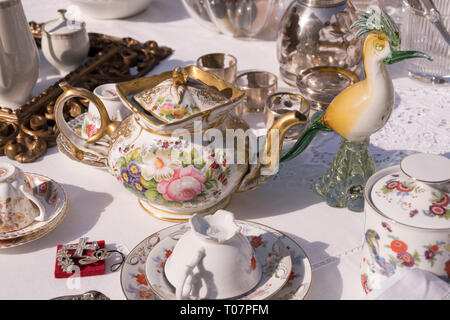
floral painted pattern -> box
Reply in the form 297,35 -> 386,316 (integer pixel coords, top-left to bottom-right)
423,241 -> 445,267
135,273 -> 149,286
128,268 -> 154,300
250,236 -> 263,248
376,175 -> 449,220
385,235 -> 420,268
381,221 -> 392,232
239,283 -> 273,300
136,92 -> 201,122
113,139 -> 230,208
380,179 -> 415,194
361,273 -> 371,294
251,255 -> 257,270
424,193 -> 450,219
362,225 -> 450,293
153,247 -> 173,274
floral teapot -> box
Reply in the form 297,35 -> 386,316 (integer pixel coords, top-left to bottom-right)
54,66 -> 307,221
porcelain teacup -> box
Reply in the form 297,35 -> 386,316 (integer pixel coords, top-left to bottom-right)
0,162 -> 45,232
164,210 -> 262,299
80,83 -> 131,141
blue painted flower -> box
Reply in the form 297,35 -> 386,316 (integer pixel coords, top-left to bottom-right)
121,167 -> 131,185
131,176 -> 146,194
128,161 -> 141,178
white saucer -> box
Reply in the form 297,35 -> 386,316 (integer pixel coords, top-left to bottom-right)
0,173 -> 68,246
121,220 -> 312,300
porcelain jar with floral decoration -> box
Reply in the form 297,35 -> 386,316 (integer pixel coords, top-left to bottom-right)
361,153 -> 450,294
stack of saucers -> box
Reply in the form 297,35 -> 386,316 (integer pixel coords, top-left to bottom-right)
0,162 -> 68,249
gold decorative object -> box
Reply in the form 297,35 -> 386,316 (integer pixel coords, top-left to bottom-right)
0,21 -> 172,163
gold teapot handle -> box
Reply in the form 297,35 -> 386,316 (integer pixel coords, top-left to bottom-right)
236,111 -> 308,192
54,82 -> 120,161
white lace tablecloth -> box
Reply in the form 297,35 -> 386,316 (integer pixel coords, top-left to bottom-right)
0,0 -> 448,300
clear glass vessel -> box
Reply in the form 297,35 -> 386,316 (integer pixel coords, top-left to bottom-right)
277,0 -> 363,86
181,0 -> 291,39
401,0 -> 450,83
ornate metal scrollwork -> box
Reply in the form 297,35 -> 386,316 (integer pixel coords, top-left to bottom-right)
0,22 -> 172,163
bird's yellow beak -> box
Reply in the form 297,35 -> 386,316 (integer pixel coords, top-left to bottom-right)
383,49 -> 432,64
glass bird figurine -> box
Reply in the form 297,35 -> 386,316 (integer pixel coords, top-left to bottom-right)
281,5 -> 432,212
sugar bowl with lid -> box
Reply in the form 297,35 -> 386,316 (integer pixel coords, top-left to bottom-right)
0,162 -> 45,232
164,210 -> 262,299
41,9 -> 90,75
361,153 -> 450,294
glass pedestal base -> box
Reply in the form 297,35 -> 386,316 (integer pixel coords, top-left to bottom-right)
315,138 -> 376,212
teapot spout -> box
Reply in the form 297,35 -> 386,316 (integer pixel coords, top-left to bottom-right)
261,111 -> 308,176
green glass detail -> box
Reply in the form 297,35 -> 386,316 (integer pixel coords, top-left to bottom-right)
314,138 -> 376,212
281,111 -> 331,162
383,49 -> 432,65
351,6 -> 400,48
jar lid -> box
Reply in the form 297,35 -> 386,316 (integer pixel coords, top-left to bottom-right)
369,154 -> 450,230
43,9 -> 85,36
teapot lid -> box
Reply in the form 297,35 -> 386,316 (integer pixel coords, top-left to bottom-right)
369,153 -> 450,230
43,9 -> 86,36
131,66 -> 242,125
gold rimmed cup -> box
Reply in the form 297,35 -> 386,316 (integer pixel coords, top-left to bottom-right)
234,71 -> 278,113
264,92 -> 310,141
196,53 -> 238,84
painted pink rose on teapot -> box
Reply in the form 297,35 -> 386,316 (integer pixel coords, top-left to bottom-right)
157,165 -> 206,202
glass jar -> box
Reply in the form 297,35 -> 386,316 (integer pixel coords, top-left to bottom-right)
277,0 -> 363,86
401,0 -> 450,83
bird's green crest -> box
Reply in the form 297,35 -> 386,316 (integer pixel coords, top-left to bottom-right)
350,5 -> 400,49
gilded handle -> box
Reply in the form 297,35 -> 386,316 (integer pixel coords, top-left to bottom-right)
261,111 -> 308,175
54,82 -> 118,161
236,111 -> 308,192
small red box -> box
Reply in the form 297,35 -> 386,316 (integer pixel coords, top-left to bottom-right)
55,240 -> 106,278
